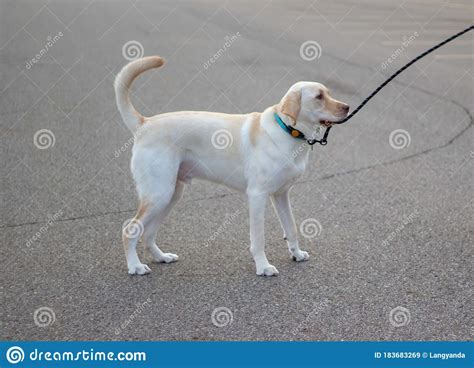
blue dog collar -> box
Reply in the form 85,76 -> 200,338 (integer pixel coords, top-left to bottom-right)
273,113 -> 306,140
273,112 -> 331,146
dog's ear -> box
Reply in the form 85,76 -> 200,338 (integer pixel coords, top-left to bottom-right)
278,90 -> 301,125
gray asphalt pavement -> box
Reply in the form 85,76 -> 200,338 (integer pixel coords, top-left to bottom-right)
1,0 -> 472,341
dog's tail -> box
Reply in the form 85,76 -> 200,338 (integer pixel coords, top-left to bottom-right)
114,56 -> 165,132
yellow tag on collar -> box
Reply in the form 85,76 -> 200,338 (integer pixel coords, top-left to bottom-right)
291,130 -> 300,137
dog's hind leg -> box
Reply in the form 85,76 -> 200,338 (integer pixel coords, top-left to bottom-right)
124,152 -> 180,275
142,180 -> 184,264
123,184 -> 178,275
122,201 -> 155,275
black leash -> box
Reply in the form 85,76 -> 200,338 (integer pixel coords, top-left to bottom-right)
310,25 -> 473,146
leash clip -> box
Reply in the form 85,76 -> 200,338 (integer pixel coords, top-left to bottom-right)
306,138 -> 327,146
307,126 -> 331,147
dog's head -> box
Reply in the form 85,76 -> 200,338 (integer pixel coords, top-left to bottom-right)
277,82 -> 349,129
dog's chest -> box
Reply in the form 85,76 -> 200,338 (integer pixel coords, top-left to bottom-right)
283,158 -> 307,183
256,155 -> 307,192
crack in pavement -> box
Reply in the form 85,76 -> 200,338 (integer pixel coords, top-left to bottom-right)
1,193 -> 240,229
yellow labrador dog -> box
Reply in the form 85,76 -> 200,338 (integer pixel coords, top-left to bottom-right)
115,56 -> 349,276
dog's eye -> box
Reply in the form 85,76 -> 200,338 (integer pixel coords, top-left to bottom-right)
315,93 -> 323,100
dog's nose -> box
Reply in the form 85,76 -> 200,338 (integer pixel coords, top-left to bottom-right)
341,104 -> 350,113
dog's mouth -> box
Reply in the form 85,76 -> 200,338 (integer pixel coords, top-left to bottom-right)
319,114 -> 348,127
319,119 -> 343,127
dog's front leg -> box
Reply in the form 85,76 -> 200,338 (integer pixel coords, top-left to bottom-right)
271,190 -> 309,262
248,192 -> 279,276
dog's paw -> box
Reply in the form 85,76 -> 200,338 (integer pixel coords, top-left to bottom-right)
128,263 -> 151,275
257,265 -> 279,277
292,250 -> 310,262
155,253 -> 179,264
